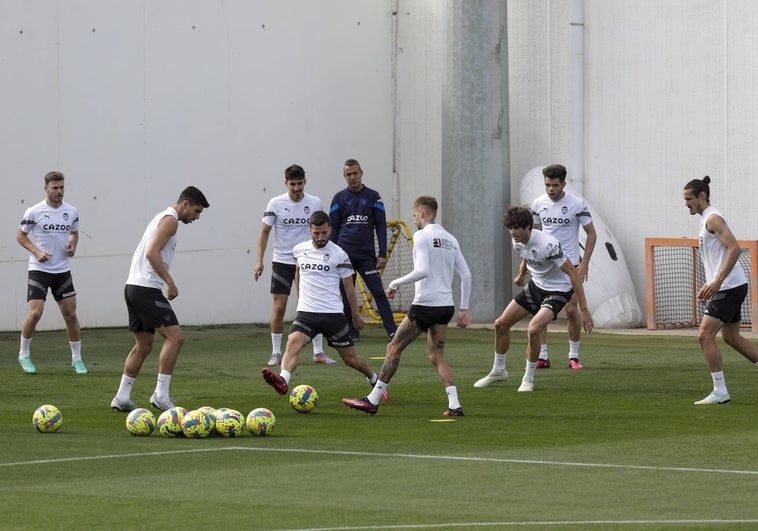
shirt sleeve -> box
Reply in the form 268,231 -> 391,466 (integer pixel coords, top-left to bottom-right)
455,251 -> 472,310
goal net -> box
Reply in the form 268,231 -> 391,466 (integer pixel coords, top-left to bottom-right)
355,220 -> 414,324
645,238 -> 758,331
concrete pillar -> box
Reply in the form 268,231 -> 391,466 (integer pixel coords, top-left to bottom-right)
441,1 -> 510,322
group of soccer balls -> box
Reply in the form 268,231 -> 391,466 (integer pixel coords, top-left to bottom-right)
127,405 -> 275,437
32,384 -> 319,437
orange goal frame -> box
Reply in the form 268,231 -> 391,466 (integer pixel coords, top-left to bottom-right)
645,237 -> 758,332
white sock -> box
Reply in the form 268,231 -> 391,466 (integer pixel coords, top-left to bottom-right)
569,340 -> 580,358
368,372 -> 378,385
539,344 -> 549,360
367,380 -> 388,405
116,374 -> 136,401
493,353 -> 506,373
271,333 -> 283,354
446,385 -> 461,409
70,340 -> 82,362
312,334 -> 324,355
155,373 -> 172,397
19,336 -> 32,358
280,369 -> 292,385
711,371 -> 728,395
523,360 -> 537,381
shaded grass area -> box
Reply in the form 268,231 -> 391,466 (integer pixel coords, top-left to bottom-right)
1,324 -> 757,529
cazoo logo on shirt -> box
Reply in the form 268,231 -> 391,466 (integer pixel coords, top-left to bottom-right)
42,223 -> 72,231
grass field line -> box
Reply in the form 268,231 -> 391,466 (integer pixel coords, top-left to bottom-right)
277,519 -> 758,530
2,446 -> 758,477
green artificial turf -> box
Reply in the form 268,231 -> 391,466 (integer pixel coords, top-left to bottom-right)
1,324 -> 757,530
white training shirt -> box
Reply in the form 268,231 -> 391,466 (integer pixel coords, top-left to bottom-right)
126,207 -> 178,289
18,199 -> 79,274
699,205 -> 747,289
261,192 -> 323,265
514,229 -> 571,292
292,239 -> 355,313
531,191 -> 592,265
388,223 -> 471,309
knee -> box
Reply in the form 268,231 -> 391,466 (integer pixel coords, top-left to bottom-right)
26,308 -> 43,323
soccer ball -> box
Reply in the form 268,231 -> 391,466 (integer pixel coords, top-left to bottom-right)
196,406 -> 217,434
289,384 -> 318,413
126,408 -> 156,436
182,409 -> 213,439
246,408 -> 276,436
157,407 -> 188,438
214,408 -> 245,438
32,404 -> 62,433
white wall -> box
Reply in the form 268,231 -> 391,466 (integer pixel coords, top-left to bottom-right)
0,0 -> 396,331
507,0 -> 758,315
4,0 -> 758,331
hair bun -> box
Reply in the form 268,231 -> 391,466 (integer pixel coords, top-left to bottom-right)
703,175 -> 711,184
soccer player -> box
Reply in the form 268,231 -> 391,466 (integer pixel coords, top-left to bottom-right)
523,164 -> 596,369
342,196 -> 471,416
110,186 -> 209,412
329,159 -> 397,340
261,211 -> 383,396
16,171 -> 87,375
474,206 -> 593,392
254,164 -> 335,366
684,175 -> 758,404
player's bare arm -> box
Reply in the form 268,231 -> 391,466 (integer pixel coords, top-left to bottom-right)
67,230 -> 79,257
514,259 -> 528,286
16,229 -> 51,262
698,215 -> 741,300
146,215 -> 179,300
342,276 -> 365,330
254,223 -> 272,281
576,222 -> 597,282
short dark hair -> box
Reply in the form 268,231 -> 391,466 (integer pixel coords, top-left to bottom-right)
543,164 -> 567,182
285,164 -> 306,181
413,196 -> 438,216
344,159 -> 362,171
44,171 -> 64,184
309,210 -> 329,227
178,186 -> 210,208
684,175 -> 711,200
503,206 -> 534,230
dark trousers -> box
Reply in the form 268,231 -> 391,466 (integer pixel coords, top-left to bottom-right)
340,255 -> 397,337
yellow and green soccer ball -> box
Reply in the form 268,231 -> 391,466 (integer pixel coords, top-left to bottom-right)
32,404 -> 62,433
289,384 -> 318,414
157,407 -> 188,438
214,408 -> 245,438
246,408 -> 276,436
126,408 -> 156,436
182,409 -> 213,439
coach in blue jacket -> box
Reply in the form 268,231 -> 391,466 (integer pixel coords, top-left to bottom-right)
329,159 -> 398,340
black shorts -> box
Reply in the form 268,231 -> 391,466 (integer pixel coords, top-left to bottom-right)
27,270 -> 76,302
124,284 -> 179,333
290,311 -> 354,348
406,305 -> 455,333
704,283 -> 748,324
271,262 -> 296,295
514,280 -> 573,320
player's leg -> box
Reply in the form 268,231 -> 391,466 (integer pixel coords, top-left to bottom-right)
473,299 -> 529,388
343,315 -> 421,414
18,272 -> 49,374
263,314 -> 313,395
112,331 -> 155,412
57,293 -> 86,373
518,307 -> 554,392
693,314 -> 730,404
564,293 -> 583,369
721,323 -> 758,363
145,323 -> 184,410
536,326 -> 550,367
427,321 -> 464,416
